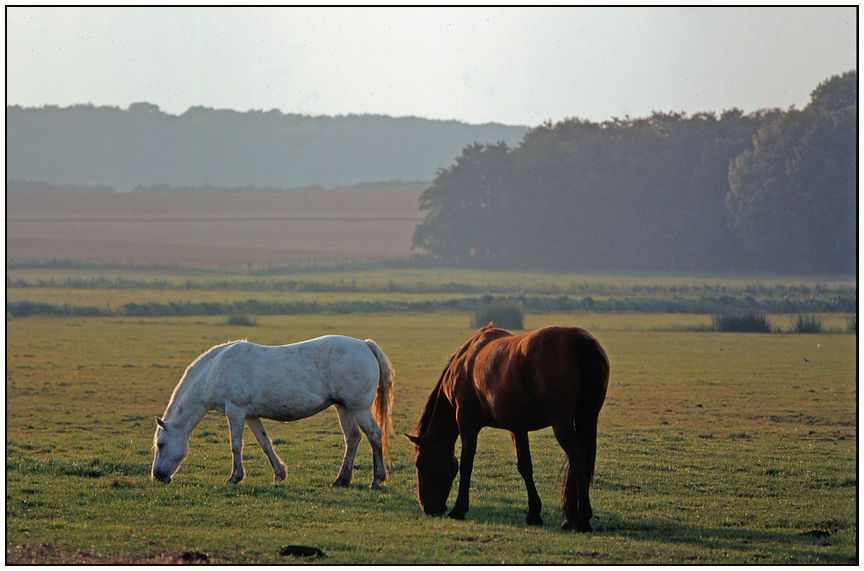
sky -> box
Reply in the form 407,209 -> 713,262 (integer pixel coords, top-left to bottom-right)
6,6 -> 857,127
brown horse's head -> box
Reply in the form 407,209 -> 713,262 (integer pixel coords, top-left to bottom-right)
406,434 -> 458,516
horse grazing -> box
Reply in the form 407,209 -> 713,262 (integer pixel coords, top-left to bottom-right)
152,335 -> 395,489
406,324 -> 609,532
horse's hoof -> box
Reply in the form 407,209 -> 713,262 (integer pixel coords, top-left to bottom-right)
448,510 -> 466,521
525,514 -> 544,526
423,505 -> 447,517
370,481 -> 383,490
561,519 -> 593,533
330,478 -> 350,488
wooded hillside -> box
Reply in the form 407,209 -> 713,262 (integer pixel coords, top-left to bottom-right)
6,105 -> 527,190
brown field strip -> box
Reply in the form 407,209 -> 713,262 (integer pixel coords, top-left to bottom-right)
6,185 -> 427,266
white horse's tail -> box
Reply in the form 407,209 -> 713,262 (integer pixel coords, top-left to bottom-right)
364,339 -> 395,463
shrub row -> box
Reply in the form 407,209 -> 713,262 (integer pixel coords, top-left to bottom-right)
8,272 -> 857,302
6,300 -> 113,318
712,312 -> 772,333
6,293 -> 856,319
517,294 -> 856,315
709,312 -> 848,334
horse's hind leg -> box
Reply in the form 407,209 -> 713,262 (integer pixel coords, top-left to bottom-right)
246,417 -> 287,482
353,409 -> 387,490
511,431 -> 543,525
225,405 -> 247,484
552,420 -> 593,532
332,405 -> 362,488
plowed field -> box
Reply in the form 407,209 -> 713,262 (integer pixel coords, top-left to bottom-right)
6,185 -> 427,266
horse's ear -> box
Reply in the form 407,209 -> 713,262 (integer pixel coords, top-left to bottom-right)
404,433 -> 423,447
155,417 -> 167,430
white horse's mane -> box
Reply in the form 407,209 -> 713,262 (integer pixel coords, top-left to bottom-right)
166,340 -> 246,409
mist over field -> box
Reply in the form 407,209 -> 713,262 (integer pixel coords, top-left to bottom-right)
5,72 -> 856,275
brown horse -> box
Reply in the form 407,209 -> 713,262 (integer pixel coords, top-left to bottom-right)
406,323 -> 609,532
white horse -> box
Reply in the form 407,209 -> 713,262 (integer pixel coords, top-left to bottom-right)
151,335 -> 395,489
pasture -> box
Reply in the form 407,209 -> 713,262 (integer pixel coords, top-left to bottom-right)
6,293 -> 857,564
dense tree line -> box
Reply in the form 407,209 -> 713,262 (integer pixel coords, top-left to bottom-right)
726,72 -> 857,274
6,104 -> 527,190
413,72 -> 856,274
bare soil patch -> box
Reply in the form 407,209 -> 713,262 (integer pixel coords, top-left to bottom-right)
7,543 -> 210,564
6,184 -> 426,266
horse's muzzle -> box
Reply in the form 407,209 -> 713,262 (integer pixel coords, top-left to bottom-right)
152,472 -> 172,484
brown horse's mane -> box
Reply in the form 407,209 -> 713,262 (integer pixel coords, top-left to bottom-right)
414,352 -> 455,437
414,323 -> 501,437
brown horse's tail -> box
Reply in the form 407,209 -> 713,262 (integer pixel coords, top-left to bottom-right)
365,339 -> 395,464
583,338 -> 609,482
562,336 -> 610,521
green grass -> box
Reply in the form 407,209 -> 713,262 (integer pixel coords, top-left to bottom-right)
6,308 -> 856,564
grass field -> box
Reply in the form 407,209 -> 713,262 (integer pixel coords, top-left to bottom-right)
6,303 -> 857,564
7,183 -> 856,562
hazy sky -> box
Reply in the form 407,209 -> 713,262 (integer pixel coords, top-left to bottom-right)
7,6 -> 857,126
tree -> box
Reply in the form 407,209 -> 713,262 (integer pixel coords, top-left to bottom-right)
726,71 -> 857,273
411,142 -> 515,264
411,73 -> 850,273
413,111 -> 771,270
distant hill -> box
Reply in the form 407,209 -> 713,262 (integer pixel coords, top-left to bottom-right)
6,104 -> 529,191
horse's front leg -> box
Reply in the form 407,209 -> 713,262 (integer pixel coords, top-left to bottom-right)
225,405 -> 246,484
246,417 -> 287,482
511,431 -> 543,525
449,428 -> 479,520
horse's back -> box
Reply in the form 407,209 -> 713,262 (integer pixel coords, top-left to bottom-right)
467,326 -> 608,429
516,326 -> 608,406
519,326 -> 608,377
215,336 -> 374,373
200,336 -> 381,419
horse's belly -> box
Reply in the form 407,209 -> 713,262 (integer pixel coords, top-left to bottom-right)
485,395 -> 551,432
488,412 -> 550,433
254,398 -> 335,423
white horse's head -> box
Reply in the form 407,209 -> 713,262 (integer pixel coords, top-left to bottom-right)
151,417 -> 189,483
